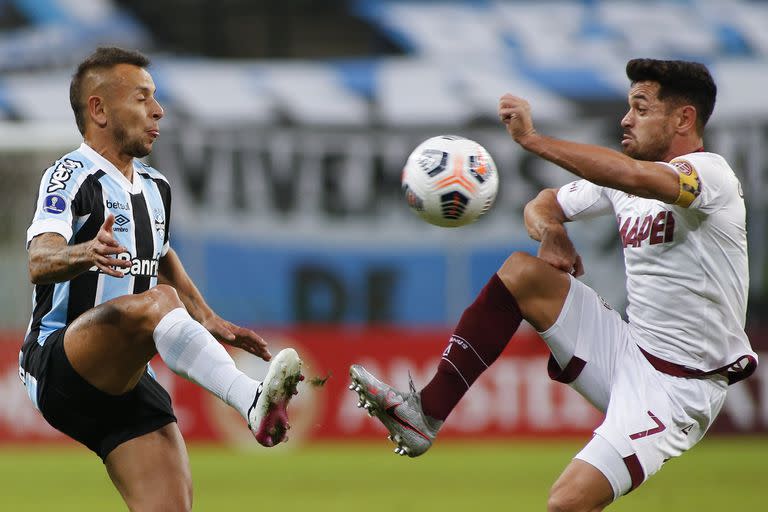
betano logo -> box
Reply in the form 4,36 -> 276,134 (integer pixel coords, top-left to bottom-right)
106,199 -> 130,211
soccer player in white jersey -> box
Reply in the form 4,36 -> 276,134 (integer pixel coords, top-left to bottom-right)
19,47 -> 304,511
350,59 -> 757,510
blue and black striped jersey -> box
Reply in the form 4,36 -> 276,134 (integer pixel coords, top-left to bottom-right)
24,142 -> 172,347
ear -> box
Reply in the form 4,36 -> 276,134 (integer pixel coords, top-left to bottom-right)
87,95 -> 108,129
676,105 -> 698,135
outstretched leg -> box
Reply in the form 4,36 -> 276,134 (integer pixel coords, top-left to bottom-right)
63,284 -> 302,446
350,251 -> 570,455
421,251 -> 570,421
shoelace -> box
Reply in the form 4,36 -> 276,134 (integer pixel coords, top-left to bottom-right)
408,371 -> 417,394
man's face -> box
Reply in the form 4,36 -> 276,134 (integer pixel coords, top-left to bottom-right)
620,81 -> 677,161
102,64 -> 163,158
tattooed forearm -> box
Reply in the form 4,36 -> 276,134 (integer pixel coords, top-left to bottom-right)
28,233 -> 92,284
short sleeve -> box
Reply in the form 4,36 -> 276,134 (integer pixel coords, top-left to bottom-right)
26,158 -> 85,248
664,153 -> 739,214
556,180 -> 614,221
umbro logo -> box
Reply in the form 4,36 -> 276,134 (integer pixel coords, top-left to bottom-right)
113,214 -> 130,232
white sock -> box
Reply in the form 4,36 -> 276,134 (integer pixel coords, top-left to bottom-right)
153,308 -> 261,420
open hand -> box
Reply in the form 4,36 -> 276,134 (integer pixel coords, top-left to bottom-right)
538,225 -> 585,277
87,214 -> 131,277
204,315 -> 272,361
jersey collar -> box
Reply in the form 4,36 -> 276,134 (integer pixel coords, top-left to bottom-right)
78,142 -> 143,194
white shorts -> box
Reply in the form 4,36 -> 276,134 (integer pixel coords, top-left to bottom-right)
538,275 -> 728,499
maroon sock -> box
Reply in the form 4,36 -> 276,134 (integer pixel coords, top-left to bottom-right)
420,273 -> 522,421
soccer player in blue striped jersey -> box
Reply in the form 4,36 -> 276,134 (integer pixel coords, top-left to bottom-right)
19,47 -> 303,511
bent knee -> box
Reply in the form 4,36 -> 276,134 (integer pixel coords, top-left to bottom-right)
126,461 -> 192,511
167,461 -> 193,511
110,285 -> 184,336
145,284 -> 182,309
128,483 -> 192,512
497,252 -> 545,294
173,478 -> 194,512
548,490 -> 585,512
141,285 -> 184,325
547,491 -> 578,512
547,483 -> 608,512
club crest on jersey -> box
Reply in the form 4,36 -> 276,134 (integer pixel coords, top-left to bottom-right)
43,194 -> 66,214
46,158 -> 83,193
153,208 -> 165,237
673,160 -> 694,176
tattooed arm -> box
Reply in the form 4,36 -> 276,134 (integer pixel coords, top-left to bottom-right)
28,214 -> 131,285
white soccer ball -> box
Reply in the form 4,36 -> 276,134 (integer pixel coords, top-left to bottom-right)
401,135 -> 499,228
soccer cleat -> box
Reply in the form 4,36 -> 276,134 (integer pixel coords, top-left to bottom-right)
349,364 -> 442,457
248,348 -> 304,447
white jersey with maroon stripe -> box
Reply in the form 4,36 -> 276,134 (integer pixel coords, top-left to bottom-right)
556,151 -> 756,375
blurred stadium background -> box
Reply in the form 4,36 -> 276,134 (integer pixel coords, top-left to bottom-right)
0,0 -> 766,510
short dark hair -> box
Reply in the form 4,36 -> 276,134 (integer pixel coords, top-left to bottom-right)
69,47 -> 151,135
626,58 -> 717,134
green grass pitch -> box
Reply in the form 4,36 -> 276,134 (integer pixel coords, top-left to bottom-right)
0,438 -> 764,511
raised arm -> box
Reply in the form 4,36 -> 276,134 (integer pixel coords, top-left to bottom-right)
499,94 -> 680,203
28,214 -> 130,284
158,248 -> 271,359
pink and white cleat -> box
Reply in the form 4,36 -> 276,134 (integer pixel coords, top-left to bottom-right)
247,348 -> 303,447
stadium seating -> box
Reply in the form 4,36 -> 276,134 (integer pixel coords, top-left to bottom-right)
1,0 -> 767,122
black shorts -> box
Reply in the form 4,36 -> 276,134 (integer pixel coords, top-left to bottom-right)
20,326 -> 177,461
